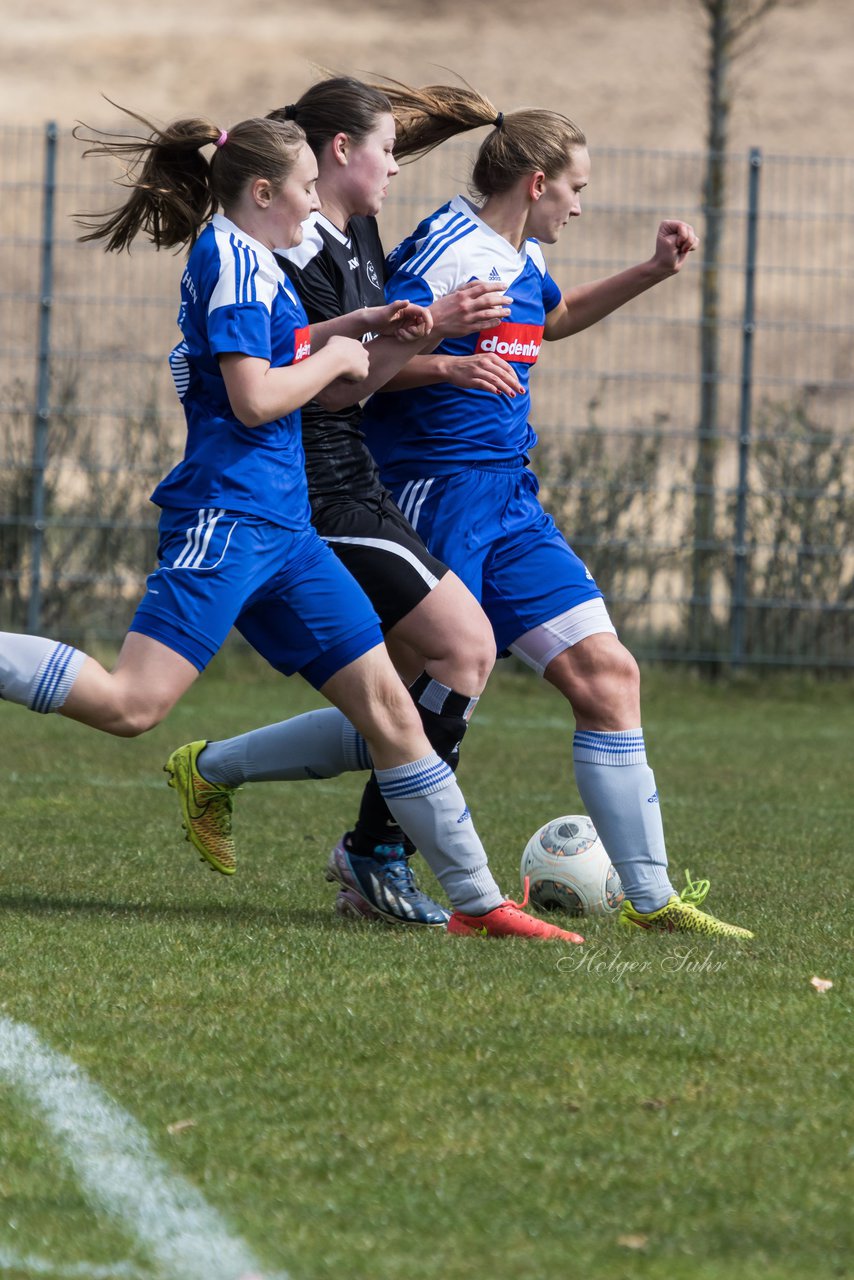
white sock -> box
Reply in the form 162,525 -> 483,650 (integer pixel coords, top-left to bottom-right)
0,633 -> 86,713
573,729 -> 674,913
197,709 -> 370,786
375,752 -> 503,914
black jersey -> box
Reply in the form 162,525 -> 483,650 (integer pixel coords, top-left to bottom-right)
277,213 -> 387,504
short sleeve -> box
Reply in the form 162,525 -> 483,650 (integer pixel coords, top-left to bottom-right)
383,269 -> 435,309
207,302 -> 272,359
542,269 -> 562,315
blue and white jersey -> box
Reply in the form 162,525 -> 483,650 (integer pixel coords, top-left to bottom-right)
361,195 -> 562,485
152,214 -> 312,529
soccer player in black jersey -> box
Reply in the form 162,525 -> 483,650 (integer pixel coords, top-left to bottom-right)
177,78 -> 521,927
168,77 -> 752,942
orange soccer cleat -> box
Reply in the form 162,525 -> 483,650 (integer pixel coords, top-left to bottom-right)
448,878 -> 585,943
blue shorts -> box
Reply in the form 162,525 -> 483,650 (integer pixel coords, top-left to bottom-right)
394,462 -> 603,655
129,507 -> 383,689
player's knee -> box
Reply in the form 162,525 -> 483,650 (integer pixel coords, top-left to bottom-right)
577,633 -> 637,683
589,644 -> 639,723
549,633 -> 640,722
609,644 -> 640,699
471,614 -> 498,687
445,610 -> 496,692
107,696 -> 169,738
588,639 -> 638,705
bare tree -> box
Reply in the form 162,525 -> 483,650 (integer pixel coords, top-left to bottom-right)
691,0 -> 783,658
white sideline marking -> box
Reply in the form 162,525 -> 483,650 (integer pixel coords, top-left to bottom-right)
0,1017 -> 287,1280
0,1248 -> 146,1277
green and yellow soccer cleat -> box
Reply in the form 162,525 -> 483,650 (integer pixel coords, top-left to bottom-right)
164,740 -> 237,875
619,870 -> 754,939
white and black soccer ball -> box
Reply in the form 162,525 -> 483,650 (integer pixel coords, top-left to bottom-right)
520,814 -> 624,918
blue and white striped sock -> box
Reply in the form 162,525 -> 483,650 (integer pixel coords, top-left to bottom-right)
0,634 -> 86,714
375,751 -> 503,914
573,728 -> 674,913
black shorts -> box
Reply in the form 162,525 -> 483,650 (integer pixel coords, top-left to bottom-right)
311,490 -> 449,632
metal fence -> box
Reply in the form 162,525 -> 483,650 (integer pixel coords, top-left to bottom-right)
1,123 -> 852,668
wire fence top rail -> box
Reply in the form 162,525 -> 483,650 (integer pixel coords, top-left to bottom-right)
1,128 -> 852,670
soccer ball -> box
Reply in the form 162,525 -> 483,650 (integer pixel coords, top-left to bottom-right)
520,814 -> 624,918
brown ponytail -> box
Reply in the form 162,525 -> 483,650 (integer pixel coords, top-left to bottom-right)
74,105 -> 305,252
365,77 -> 587,198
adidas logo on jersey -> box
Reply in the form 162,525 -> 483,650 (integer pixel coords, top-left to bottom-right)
347,256 -> 360,271
488,266 -> 502,282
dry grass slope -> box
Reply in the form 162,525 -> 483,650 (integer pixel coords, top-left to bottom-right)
3,0 -> 854,156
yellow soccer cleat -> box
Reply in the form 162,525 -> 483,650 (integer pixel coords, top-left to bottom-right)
164,740 -> 237,875
619,870 -> 753,939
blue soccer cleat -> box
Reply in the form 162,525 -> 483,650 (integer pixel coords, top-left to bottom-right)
326,834 -> 450,928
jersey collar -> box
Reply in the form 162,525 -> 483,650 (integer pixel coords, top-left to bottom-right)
314,211 -> 351,246
279,209 -> 352,249
449,194 -> 532,265
274,211 -> 352,265
212,213 -> 282,272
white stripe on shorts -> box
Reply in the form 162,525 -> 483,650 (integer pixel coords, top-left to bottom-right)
323,534 -> 439,588
396,478 -> 434,531
169,509 -> 234,571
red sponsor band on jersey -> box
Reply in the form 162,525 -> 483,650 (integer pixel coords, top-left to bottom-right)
293,326 -> 311,362
474,321 -> 544,364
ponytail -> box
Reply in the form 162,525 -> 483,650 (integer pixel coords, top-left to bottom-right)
365,77 -> 586,198
74,105 -> 305,252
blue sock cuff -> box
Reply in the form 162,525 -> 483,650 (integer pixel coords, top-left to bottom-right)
573,729 -> 647,767
30,643 -> 86,714
375,751 -> 453,799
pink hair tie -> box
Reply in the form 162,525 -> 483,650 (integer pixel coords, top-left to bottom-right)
215,129 -> 228,148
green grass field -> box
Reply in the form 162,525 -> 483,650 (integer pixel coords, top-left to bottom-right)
1,655 -> 851,1280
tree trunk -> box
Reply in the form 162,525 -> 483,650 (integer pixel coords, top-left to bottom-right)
691,1 -> 732,661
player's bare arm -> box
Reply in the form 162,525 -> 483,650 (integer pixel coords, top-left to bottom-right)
308,299 -> 432,349
313,280 -> 512,409
379,279 -> 520,392
382,351 -> 522,396
428,279 -> 513,338
220,339 -> 369,426
544,219 -> 699,342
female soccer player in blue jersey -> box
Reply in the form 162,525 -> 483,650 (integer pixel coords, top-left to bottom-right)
171,78 -> 522,930
355,81 -> 753,939
0,105 -> 584,943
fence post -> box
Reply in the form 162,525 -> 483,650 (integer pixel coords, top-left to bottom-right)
730,146 -> 762,668
27,120 -> 58,634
